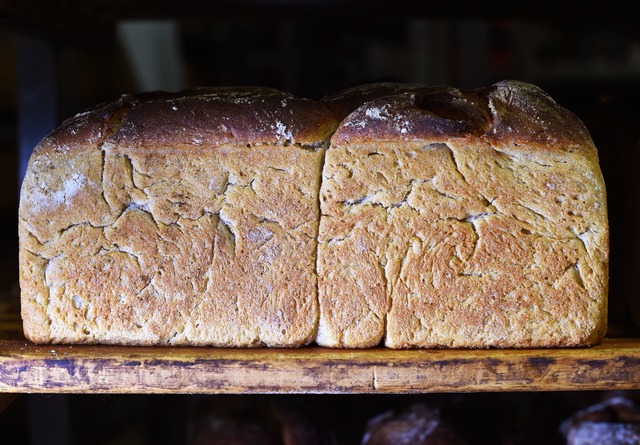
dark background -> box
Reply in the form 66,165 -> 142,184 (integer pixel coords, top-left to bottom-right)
1,2 -> 640,444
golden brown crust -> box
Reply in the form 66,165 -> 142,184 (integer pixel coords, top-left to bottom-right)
19,80 -> 609,349
19,86 -> 335,346
317,80 -> 609,348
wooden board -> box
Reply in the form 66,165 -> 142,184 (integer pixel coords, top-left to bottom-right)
1,314 -> 640,394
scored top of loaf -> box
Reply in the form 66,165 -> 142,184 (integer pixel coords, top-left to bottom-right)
32,86 -> 340,158
330,80 -> 594,151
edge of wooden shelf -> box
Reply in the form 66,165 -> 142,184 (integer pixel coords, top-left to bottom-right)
1,333 -> 639,394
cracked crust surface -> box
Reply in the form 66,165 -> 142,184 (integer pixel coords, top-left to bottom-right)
19,87 -> 338,346
19,80 -> 609,349
317,80 -> 609,348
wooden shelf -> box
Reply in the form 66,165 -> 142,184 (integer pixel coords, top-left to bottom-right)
1,313 -> 639,395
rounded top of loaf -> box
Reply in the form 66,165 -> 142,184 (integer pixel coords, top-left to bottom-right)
107,86 -> 339,149
31,86 -> 340,158
331,80 -> 595,151
30,93 -> 142,155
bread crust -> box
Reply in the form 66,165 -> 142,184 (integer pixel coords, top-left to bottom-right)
111,88 -> 338,149
330,80 -> 594,149
317,80 -> 609,348
19,87 -> 338,346
19,80 -> 609,349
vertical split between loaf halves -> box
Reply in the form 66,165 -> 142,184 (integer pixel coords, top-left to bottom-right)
18,80 -> 609,348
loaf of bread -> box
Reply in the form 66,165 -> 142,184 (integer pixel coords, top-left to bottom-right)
19,80 -> 609,348
361,403 -> 465,445
19,87 -> 338,346
560,396 -> 640,445
317,80 -> 608,348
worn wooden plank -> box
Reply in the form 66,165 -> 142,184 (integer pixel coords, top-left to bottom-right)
0,338 -> 639,394
1,311 -> 639,394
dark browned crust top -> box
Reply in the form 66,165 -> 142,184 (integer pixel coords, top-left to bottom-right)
485,80 -> 593,148
33,94 -> 134,154
108,87 -> 339,148
32,87 -> 340,159
321,82 -> 433,121
331,80 -> 595,150
31,81 -> 594,159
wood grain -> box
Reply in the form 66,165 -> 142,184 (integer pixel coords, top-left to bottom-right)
1,310 -> 639,394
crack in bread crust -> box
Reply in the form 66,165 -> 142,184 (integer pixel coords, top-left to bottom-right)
19,88 -> 334,347
317,80 -> 608,349
317,138 -> 607,349
19,81 -> 608,348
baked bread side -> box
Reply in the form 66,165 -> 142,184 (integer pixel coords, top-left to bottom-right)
317,80 -> 609,348
19,87 -> 338,346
